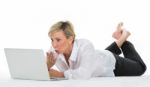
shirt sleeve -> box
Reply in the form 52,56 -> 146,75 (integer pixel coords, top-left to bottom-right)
64,40 -> 98,79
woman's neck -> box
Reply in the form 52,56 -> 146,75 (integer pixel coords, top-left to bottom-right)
64,44 -> 73,65
64,46 -> 73,59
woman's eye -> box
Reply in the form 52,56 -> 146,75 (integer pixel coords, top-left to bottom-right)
51,38 -> 53,42
56,39 -> 61,42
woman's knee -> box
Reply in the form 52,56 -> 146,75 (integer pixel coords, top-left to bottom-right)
141,64 -> 147,75
137,63 -> 147,76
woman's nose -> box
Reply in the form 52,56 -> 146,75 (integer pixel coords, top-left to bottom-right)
52,42 -> 57,49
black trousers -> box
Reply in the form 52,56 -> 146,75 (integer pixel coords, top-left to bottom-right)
105,41 -> 146,76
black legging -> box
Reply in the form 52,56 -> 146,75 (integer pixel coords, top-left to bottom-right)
105,41 -> 146,76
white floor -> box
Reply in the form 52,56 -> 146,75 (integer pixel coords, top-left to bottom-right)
0,76 -> 150,87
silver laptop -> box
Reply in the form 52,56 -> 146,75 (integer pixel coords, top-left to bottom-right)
4,48 -> 65,81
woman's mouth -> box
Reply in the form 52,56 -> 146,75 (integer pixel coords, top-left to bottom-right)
55,50 -> 59,53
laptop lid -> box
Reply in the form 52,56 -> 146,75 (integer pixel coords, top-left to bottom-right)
4,48 -> 50,80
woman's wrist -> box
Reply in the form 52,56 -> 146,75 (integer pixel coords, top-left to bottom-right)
59,72 -> 65,78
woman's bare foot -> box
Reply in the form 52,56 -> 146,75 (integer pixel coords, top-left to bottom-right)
112,22 -> 123,40
115,29 -> 131,48
121,29 -> 131,40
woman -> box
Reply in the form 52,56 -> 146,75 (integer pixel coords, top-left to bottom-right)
46,21 -> 146,79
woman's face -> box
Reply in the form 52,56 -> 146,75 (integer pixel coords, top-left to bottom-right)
50,30 -> 73,54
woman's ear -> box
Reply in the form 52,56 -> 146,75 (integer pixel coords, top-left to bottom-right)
68,36 -> 74,44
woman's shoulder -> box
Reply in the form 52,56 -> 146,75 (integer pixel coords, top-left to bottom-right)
74,39 -> 95,52
75,38 -> 93,46
75,38 -> 91,43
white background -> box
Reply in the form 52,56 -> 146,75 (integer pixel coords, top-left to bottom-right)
0,0 -> 150,79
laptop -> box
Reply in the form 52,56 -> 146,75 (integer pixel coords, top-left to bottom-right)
4,48 -> 65,81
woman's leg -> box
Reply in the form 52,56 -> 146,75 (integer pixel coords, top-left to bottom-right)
120,41 -> 146,75
113,30 -> 146,76
114,41 -> 146,76
121,41 -> 144,65
106,25 -> 129,55
105,42 -> 122,55
110,23 -> 146,76
106,22 -> 124,55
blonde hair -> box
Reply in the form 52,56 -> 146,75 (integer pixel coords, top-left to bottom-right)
48,21 -> 76,40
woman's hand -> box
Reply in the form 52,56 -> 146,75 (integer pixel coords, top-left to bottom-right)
46,52 -> 56,70
49,68 -> 64,78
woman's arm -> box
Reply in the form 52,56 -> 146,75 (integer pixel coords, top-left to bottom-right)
48,69 -> 64,78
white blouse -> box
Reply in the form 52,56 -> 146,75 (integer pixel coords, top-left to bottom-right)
49,39 -> 116,79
